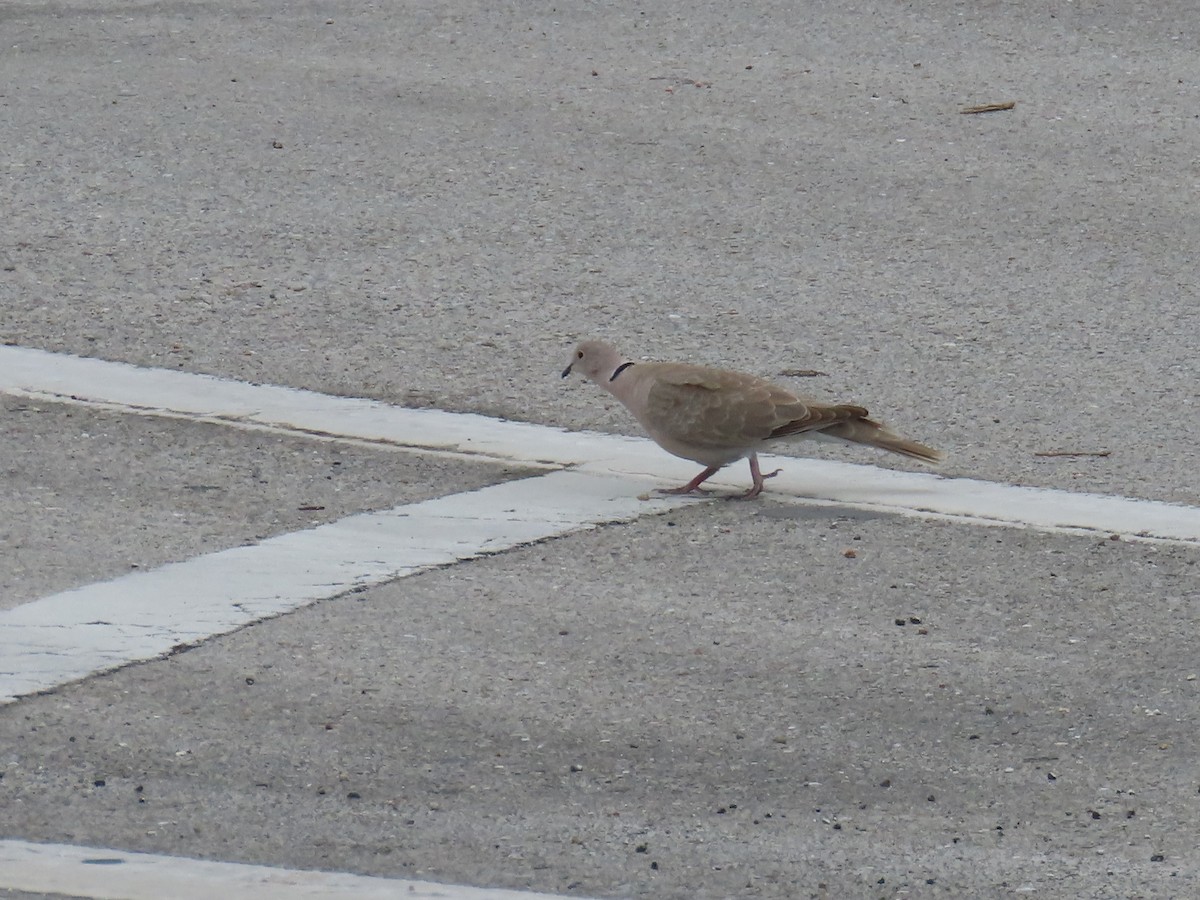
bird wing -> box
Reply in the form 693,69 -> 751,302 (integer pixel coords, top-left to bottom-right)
639,363 -> 863,454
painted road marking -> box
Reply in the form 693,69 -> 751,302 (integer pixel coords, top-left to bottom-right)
3,345 -> 1199,544
0,470 -> 690,705
2,343 -> 1199,705
0,838 -> 587,899
2,345 -> 1200,899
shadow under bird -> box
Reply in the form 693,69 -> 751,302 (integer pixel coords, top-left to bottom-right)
562,340 -> 944,499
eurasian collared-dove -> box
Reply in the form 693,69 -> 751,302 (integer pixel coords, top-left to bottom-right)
562,340 -> 943,499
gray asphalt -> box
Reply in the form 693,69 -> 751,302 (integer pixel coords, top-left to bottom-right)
4,0 -> 1198,503
0,394 -> 529,609
2,1 -> 1198,898
3,509 -> 1197,898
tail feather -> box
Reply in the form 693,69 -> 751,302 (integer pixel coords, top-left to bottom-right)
821,418 -> 944,465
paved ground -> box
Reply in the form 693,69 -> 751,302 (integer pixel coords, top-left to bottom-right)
3,504 -> 1200,898
4,0 -> 1199,504
0,393 -> 528,609
2,1 -> 1198,898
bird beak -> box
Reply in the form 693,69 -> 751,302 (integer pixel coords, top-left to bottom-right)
561,362 -> 573,378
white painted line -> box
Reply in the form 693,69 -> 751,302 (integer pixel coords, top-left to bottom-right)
0,838 -> 588,900
0,343 -> 598,464
1,347 -> 1198,899
0,470 -> 690,705
3,344 -> 1198,544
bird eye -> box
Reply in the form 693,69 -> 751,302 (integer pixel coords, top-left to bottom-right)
576,350 -> 584,359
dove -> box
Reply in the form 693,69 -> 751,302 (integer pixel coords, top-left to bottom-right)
562,340 -> 943,499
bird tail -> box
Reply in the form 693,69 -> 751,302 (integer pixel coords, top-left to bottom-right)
821,418 -> 945,465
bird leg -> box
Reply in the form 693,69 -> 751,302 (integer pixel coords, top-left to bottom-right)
657,465 -> 721,495
731,454 -> 782,500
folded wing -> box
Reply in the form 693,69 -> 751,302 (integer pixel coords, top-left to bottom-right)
642,363 -> 866,451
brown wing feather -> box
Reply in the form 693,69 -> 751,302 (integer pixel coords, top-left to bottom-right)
768,402 -> 869,439
642,363 -> 852,450
626,360 -> 943,468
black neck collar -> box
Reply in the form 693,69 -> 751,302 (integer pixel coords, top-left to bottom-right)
609,361 -> 635,382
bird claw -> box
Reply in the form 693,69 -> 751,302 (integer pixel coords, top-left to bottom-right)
726,486 -> 764,501
724,465 -> 781,500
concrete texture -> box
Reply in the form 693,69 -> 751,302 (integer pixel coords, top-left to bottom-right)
1,505 -> 1196,898
2,2 -> 1199,898
1,0 -> 1196,503
0,395 -> 526,608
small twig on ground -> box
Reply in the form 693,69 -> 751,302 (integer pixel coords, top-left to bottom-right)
1033,450 -> 1111,458
778,368 -> 828,378
960,101 -> 1016,114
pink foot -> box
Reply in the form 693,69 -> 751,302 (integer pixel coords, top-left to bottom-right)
657,484 -> 712,495
657,465 -> 721,496
726,457 -> 782,500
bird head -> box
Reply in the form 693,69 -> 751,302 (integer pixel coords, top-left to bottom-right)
561,340 -> 624,382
